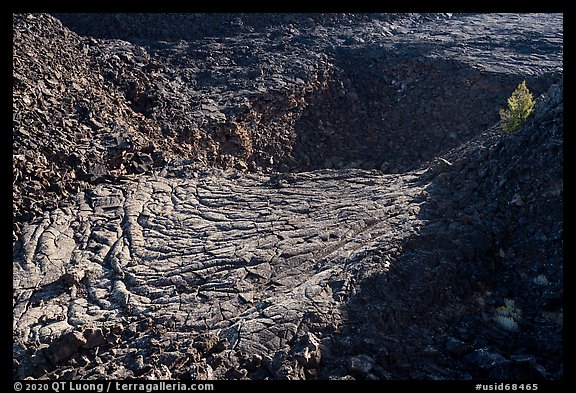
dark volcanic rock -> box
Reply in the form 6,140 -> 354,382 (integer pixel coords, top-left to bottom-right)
290,333 -> 322,370
13,12 -> 562,380
12,13 -> 171,235
45,331 -> 87,365
13,13 -> 561,235
463,348 -> 510,375
347,355 -> 375,378
83,328 -> 106,349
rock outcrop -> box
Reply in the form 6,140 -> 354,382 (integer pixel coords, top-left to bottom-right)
13,13 -> 562,380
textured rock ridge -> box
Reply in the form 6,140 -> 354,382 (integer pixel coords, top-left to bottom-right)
13,13 -> 562,380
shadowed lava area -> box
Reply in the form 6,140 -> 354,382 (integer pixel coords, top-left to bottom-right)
13,13 -> 562,380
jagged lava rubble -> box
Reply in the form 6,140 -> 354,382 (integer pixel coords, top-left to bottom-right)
13,13 -> 562,380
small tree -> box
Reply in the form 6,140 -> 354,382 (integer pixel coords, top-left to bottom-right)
499,80 -> 536,133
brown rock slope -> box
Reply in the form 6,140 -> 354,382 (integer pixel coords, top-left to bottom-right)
13,14 -> 175,236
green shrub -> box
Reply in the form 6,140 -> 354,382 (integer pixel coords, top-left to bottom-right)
494,298 -> 522,332
499,80 -> 536,133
